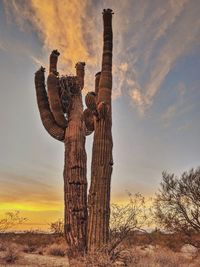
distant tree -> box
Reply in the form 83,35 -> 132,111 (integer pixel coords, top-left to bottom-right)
154,168 -> 200,234
49,219 -> 64,236
0,211 -> 26,233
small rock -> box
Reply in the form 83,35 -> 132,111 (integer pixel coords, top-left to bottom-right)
114,260 -> 126,266
181,244 -> 198,254
143,245 -> 155,253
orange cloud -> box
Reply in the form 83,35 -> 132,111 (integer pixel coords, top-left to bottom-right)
3,0 -> 100,72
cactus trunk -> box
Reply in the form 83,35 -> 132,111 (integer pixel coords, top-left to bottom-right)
64,93 -> 87,257
87,9 -> 113,251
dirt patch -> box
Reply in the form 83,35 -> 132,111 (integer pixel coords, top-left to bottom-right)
0,252 -> 69,267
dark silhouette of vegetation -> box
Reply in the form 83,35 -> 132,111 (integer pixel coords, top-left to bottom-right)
154,167 -> 200,234
0,211 -> 26,233
49,219 -> 64,236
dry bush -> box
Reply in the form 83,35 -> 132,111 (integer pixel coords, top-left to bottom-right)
69,247 -> 200,267
46,243 -> 66,257
3,243 -> 21,264
130,246 -> 198,267
108,193 -> 152,253
22,244 -> 37,253
154,168 -> 200,238
49,219 -> 64,236
0,242 -> 7,251
37,246 -> 45,255
0,211 -> 26,233
69,252 -> 113,267
153,248 -> 189,267
15,232 -> 64,247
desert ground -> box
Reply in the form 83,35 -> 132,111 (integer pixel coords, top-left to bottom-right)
0,232 -> 199,267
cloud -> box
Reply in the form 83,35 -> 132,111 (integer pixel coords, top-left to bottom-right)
130,89 -> 144,108
3,0 -> 100,71
162,105 -> 177,127
3,0 -> 200,112
161,82 -> 194,127
114,0 -> 200,112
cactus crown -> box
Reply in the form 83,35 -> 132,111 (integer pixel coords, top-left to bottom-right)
59,75 -> 80,114
51,50 -> 60,57
102,8 -> 114,15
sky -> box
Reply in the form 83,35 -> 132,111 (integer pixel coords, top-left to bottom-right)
0,0 -> 200,230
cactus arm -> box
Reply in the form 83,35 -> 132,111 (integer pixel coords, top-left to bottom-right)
83,108 -> 94,133
34,67 -> 65,141
75,62 -> 85,90
49,49 -> 60,74
95,72 -> 101,97
47,73 -> 68,128
83,72 -> 101,135
47,51 -> 68,128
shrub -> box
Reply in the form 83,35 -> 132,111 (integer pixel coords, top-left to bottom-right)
4,243 -> 20,263
109,192 -> 152,253
0,242 -> 7,251
154,168 -> 200,235
46,243 -> 66,257
49,219 -> 64,236
22,244 -> 37,253
0,211 -> 26,233
69,252 -> 113,267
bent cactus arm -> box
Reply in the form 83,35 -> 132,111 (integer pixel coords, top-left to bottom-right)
34,67 -> 65,141
47,51 -> 68,128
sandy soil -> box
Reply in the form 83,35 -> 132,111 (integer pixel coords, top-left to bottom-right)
0,252 -> 69,267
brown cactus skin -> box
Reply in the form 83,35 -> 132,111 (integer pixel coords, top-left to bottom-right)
85,92 -> 97,112
95,72 -> 101,97
49,50 -> 60,74
47,73 -> 68,128
63,62 -> 88,257
87,9 -> 114,251
34,57 -> 87,257
75,62 -> 85,90
34,67 -> 65,141
83,108 -> 95,132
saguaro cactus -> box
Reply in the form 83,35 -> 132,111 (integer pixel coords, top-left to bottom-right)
86,9 -> 114,250
34,53 -> 87,256
34,8 -> 114,255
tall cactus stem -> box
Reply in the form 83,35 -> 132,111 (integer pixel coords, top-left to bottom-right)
87,8 -> 113,251
63,63 -> 88,257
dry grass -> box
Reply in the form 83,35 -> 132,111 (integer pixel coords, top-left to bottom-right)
0,232 -> 199,266
69,247 -> 200,267
3,243 -> 21,263
46,243 -> 66,257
